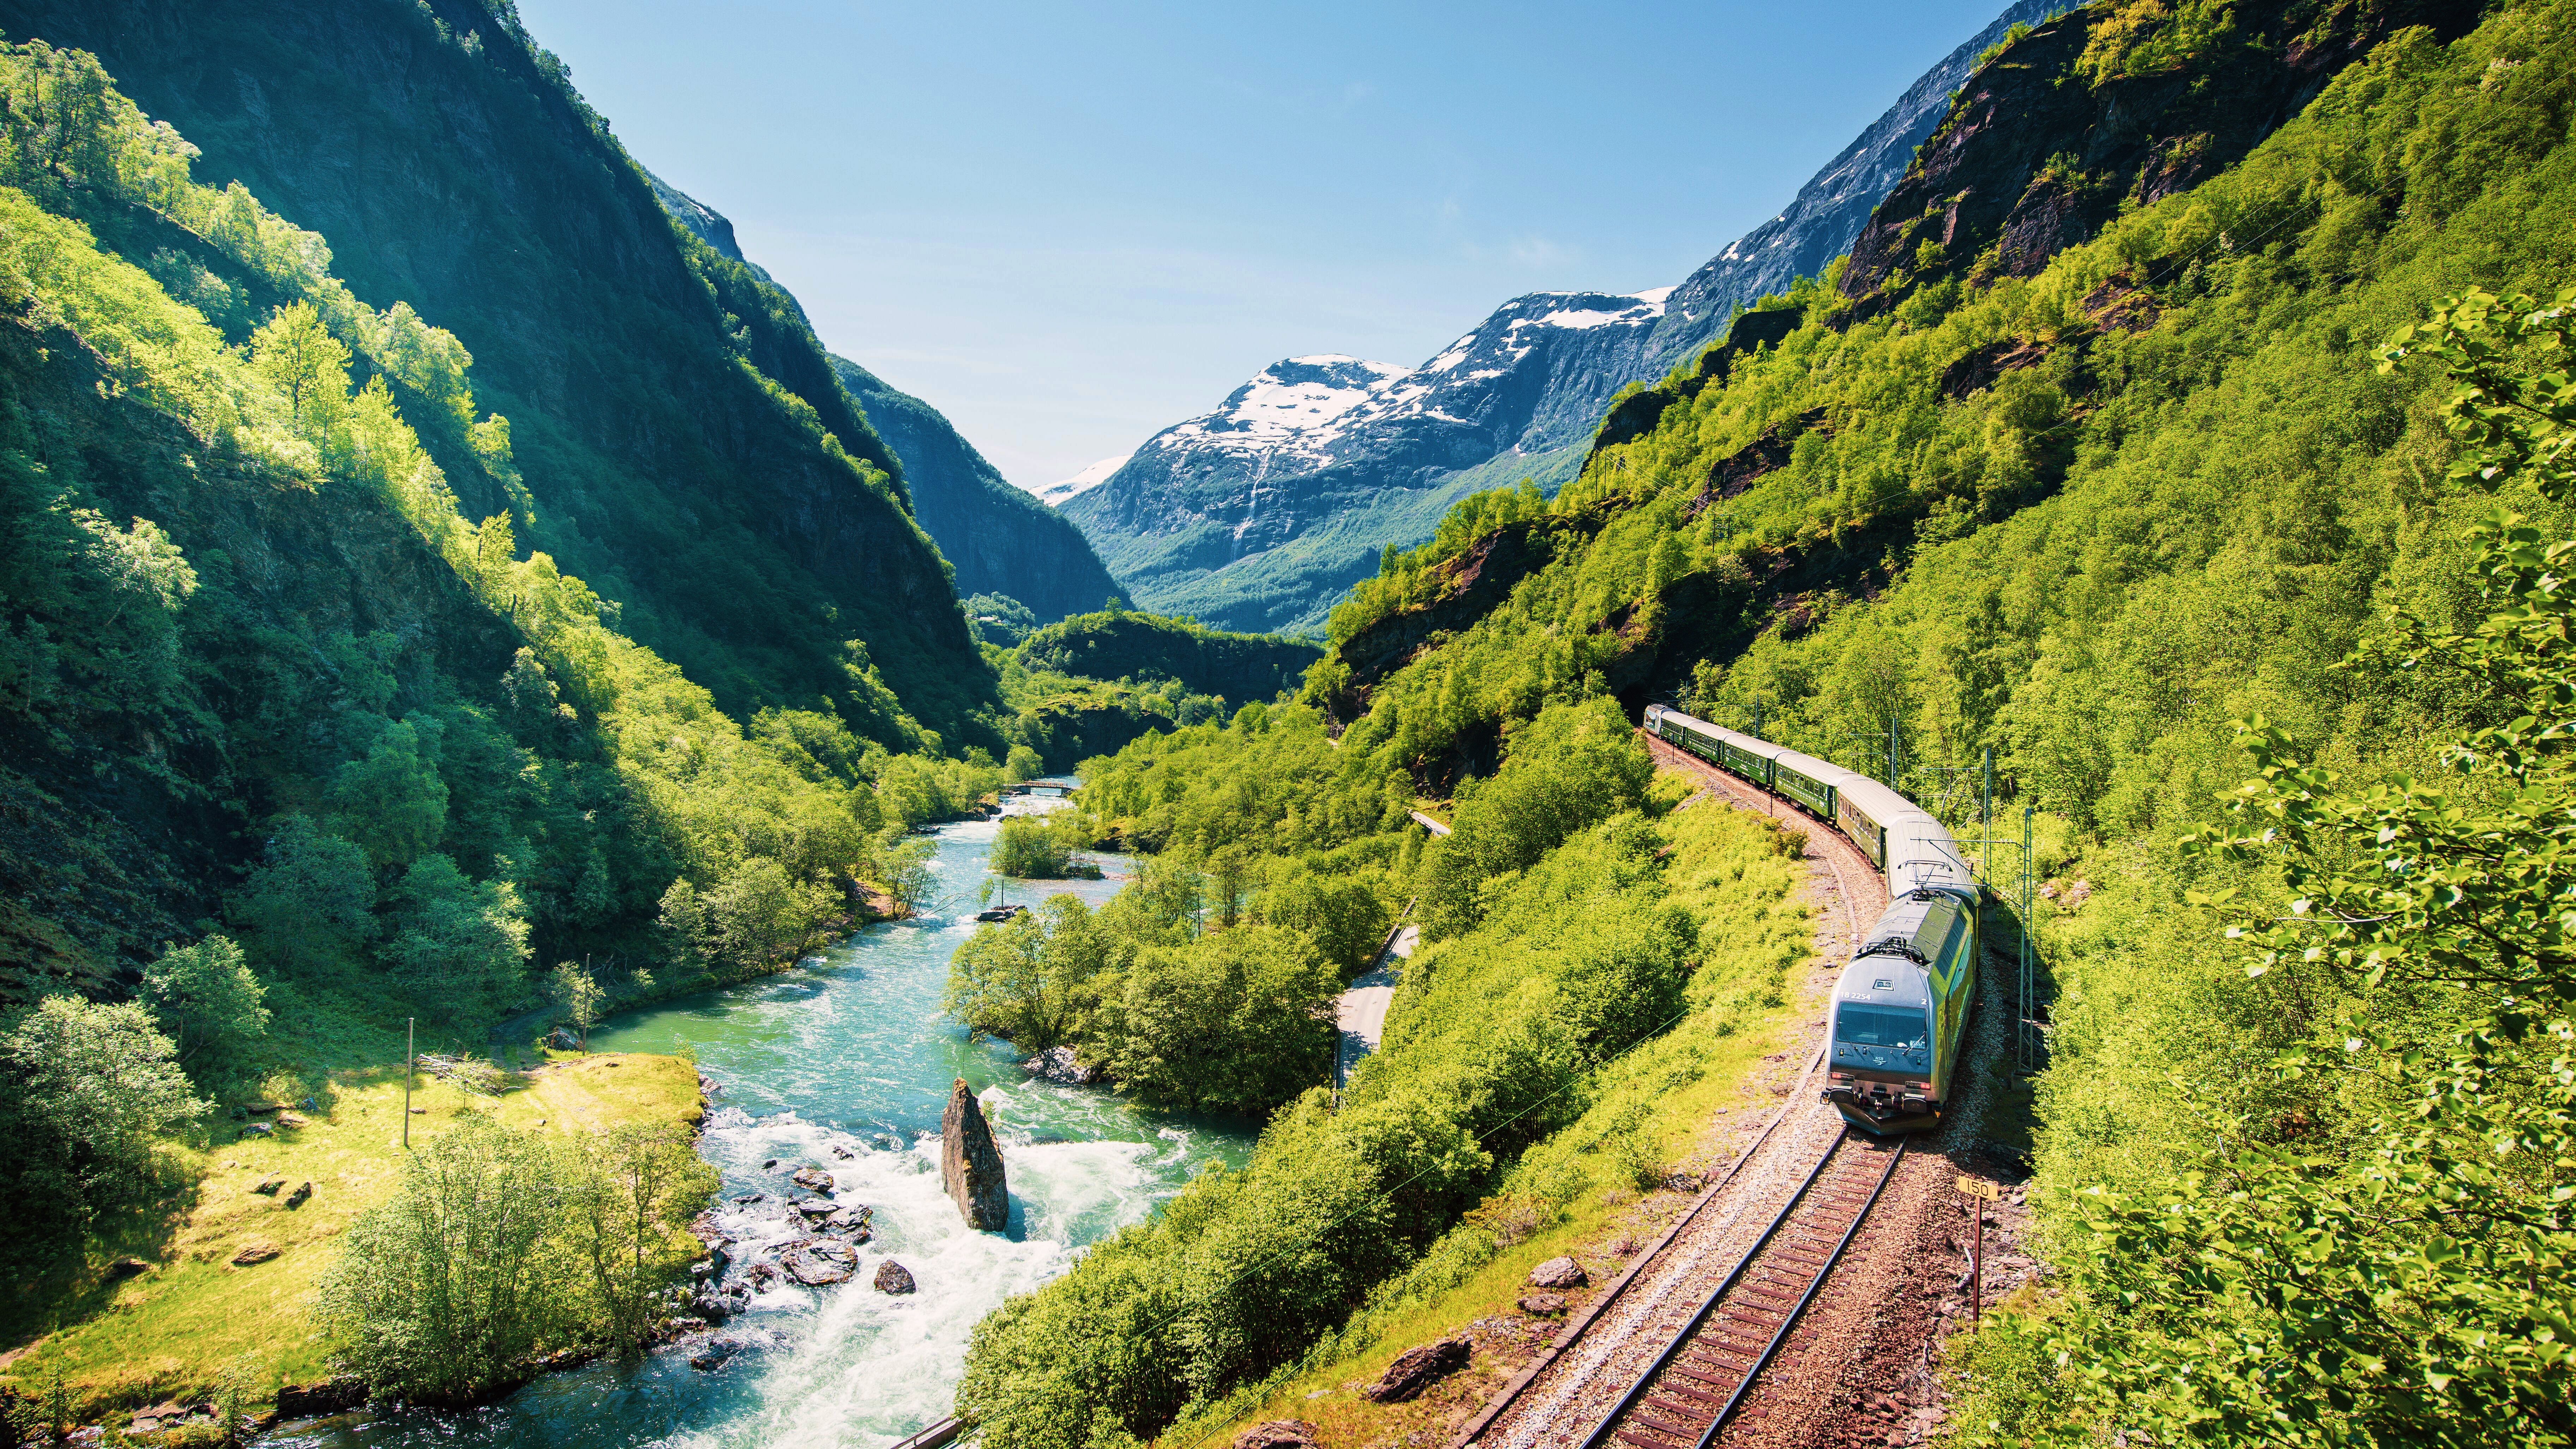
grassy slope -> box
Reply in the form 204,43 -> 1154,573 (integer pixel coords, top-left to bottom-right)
1147,785 -> 1815,1441
5,1052 -> 700,1413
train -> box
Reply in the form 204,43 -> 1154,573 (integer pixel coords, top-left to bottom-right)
1643,704 -> 1978,1135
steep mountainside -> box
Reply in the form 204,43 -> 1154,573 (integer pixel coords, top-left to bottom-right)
0,0 -> 1000,741
642,170 -> 1124,622
1064,0 -> 2061,638
830,356 -> 1124,622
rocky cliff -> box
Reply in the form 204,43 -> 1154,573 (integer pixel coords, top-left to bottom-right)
1837,0 -> 2484,303
1063,0 -> 2064,638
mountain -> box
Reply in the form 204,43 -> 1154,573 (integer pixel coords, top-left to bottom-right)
827,357 -> 1124,622
641,173 -> 1124,623
0,0 -> 1001,743
1040,454 -> 1131,507
1063,0 -> 2062,639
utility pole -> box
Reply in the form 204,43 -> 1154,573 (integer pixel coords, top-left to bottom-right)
1890,717 -> 1902,793
403,1016 -> 415,1148
1981,747 -> 1994,885
1752,697 -> 1763,740
2022,804 -> 2036,1071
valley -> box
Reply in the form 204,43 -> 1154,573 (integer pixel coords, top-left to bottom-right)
1,0 -> 2571,1447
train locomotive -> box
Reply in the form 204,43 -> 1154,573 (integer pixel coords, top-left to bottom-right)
1643,704 -> 1978,1135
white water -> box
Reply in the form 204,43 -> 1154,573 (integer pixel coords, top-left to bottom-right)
270,798 -> 1251,1449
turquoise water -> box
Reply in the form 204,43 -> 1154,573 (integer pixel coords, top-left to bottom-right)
269,797 -> 1251,1449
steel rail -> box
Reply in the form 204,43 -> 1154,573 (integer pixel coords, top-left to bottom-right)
1693,1136 -> 1905,1448
1572,1131 -> 1905,1449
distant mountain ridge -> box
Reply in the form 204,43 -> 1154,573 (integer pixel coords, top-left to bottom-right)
1065,0 -> 2061,638
643,176 -> 1124,623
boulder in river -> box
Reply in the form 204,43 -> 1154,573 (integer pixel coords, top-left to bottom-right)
790,1167 -> 834,1192
939,1078 -> 1010,1231
1528,1256 -> 1588,1289
1361,1337 -> 1470,1402
873,1259 -> 916,1294
784,1241 -> 856,1286
1021,1045 -> 1100,1085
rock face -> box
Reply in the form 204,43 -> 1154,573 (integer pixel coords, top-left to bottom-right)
1528,1256 -> 1588,1290
873,1259 -> 917,1295
1061,0 -> 2062,637
1838,0 -> 2484,302
940,1078 -> 1010,1231
1361,1337 -> 1470,1403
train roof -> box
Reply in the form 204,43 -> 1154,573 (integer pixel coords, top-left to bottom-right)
1859,893 -> 1969,962
1833,955 -> 1931,1010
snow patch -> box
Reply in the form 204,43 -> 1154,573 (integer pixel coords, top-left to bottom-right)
1037,453 -> 1130,506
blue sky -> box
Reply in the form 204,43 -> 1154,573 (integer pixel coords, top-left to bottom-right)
516,0 -> 2016,490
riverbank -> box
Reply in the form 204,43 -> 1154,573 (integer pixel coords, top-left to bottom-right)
0,1052 -> 703,1426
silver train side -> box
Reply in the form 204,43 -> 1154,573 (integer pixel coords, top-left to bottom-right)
1644,704 -> 1977,1135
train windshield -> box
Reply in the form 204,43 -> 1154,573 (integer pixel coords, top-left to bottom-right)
1834,1005 -> 1928,1050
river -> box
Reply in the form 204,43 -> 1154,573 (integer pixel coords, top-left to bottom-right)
270,793 -> 1252,1449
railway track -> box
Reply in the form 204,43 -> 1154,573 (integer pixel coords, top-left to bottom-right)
1452,734 -> 1910,1449
1580,1130 -> 1905,1449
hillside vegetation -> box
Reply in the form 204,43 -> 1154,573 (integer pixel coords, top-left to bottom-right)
955,699 -> 1816,1445
953,1 -> 2576,1443
1251,0 -> 2572,1442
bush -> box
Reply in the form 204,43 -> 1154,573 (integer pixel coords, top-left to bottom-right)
140,935 -> 271,1086
0,998 -> 207,1255
317,1116 -> 565,1404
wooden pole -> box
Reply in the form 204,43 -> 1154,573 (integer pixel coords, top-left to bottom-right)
403,1017 -> 415,1148
1970,1197 -> 1982,1325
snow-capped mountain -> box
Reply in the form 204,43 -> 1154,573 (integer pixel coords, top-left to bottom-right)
1062,0 -> 2058,638
1039,452 -> 1135,507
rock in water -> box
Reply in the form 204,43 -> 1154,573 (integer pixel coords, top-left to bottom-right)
1361,1337 -> 1470,1402
939,1078 -> 1009,1230
873,1259 -> 916,1294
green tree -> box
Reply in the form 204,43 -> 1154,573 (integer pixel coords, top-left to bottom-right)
1966,289 -> 2576,1449
140,934 -> 270,1084
328,720 -> 449,868
314,1114 -> 565,1404
383,855 -> 530,1021
1255,867 -> 1392,976
1421,697 -> 1655,939
993,813 -> 1085,878
248,300 -> 350,425
546,961 -> 604,1049
559,1123 -> 718,1360
945,895 -> 1114,1051
704,856 -> 833,970
225,816 -> 376,979
871,832 -> 937,912
0,997 -> 207,1250
1102,923 -> 1336,1113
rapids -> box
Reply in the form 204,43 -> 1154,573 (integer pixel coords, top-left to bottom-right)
268,794 -> 1251,1449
